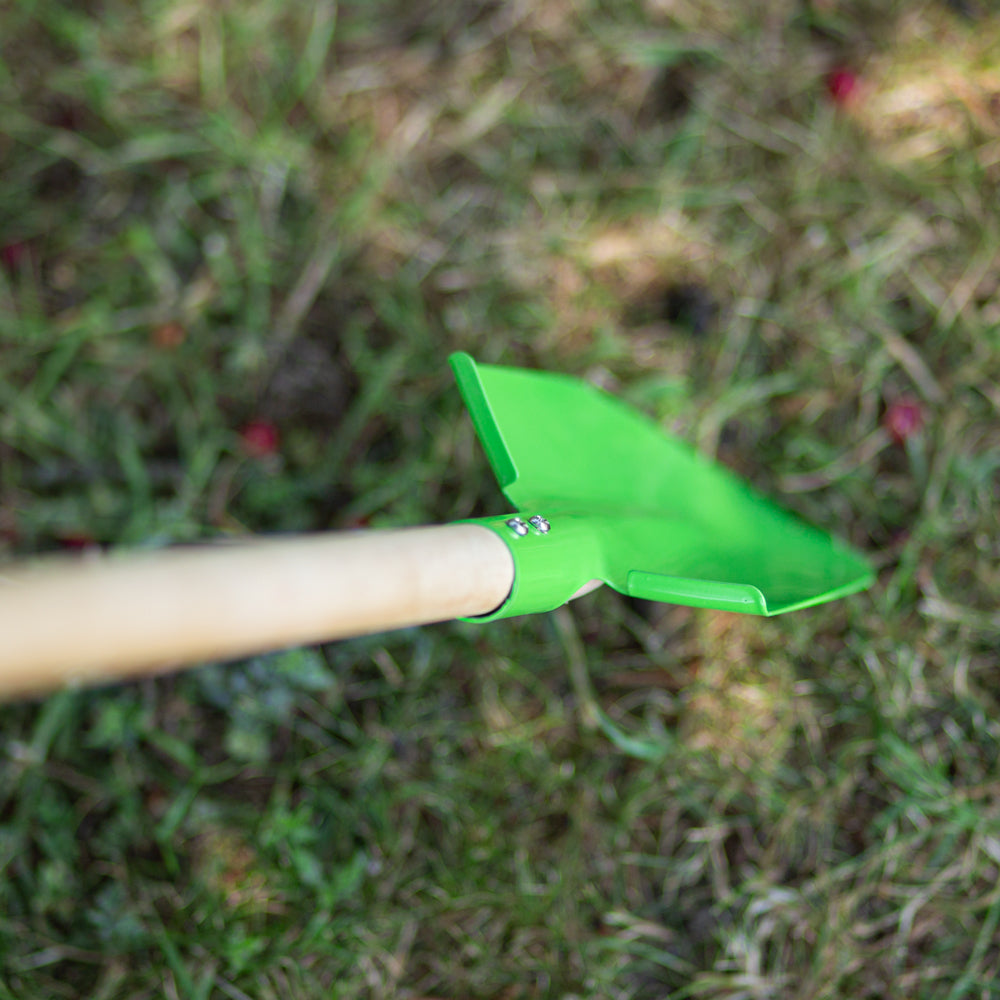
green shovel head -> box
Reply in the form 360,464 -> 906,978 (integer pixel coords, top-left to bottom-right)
451,353 -> 873,618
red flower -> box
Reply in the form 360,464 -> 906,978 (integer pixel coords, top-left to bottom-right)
826,67 -> 859,107
1,242 -> 28,273
56,532 -> 98,551
240,420 -> 280,457
883,399 -> 925,445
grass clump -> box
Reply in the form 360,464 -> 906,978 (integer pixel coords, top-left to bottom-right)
3,0 -> 1000,996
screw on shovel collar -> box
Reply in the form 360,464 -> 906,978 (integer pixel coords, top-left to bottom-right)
450,352 -> 874,622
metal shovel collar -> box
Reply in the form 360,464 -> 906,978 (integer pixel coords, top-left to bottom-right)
450,353 -> 874,621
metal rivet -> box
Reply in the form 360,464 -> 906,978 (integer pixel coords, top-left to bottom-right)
528,515 -> 550,534
505,517 -> 529,537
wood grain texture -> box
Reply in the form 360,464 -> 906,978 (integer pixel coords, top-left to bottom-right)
0,525 -> 513,698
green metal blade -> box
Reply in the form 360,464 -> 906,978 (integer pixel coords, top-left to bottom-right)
451,352 -> 873,618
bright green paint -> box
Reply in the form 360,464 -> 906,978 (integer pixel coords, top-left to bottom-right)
450,353 -> 874,620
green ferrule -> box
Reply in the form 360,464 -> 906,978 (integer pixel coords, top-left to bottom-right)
461,513 -> 601,622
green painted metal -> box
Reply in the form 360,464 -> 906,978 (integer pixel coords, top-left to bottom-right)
450,352 -> 874,620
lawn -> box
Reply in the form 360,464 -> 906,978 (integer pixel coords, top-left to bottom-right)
2,0 -> 1000,997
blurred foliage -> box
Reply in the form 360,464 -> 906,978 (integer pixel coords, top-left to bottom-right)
2,0 -> 1000,997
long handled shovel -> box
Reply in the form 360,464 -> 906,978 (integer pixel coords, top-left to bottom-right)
0,353 -> 873,699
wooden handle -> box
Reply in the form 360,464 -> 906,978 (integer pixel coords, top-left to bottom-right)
0,524 -> 514,699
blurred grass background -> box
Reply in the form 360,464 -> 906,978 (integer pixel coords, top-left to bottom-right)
2,0 -> 1000,996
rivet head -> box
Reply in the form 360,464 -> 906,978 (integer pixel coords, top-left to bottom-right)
505,517 -> 529,537
528,515 -> 550,534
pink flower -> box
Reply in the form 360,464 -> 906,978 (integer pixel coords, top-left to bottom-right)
883,399 -> 925,445
240,420 -> 280,457
826,68 -> 859,107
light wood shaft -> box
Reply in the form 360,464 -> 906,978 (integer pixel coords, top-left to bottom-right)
0,524 -> 514,699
